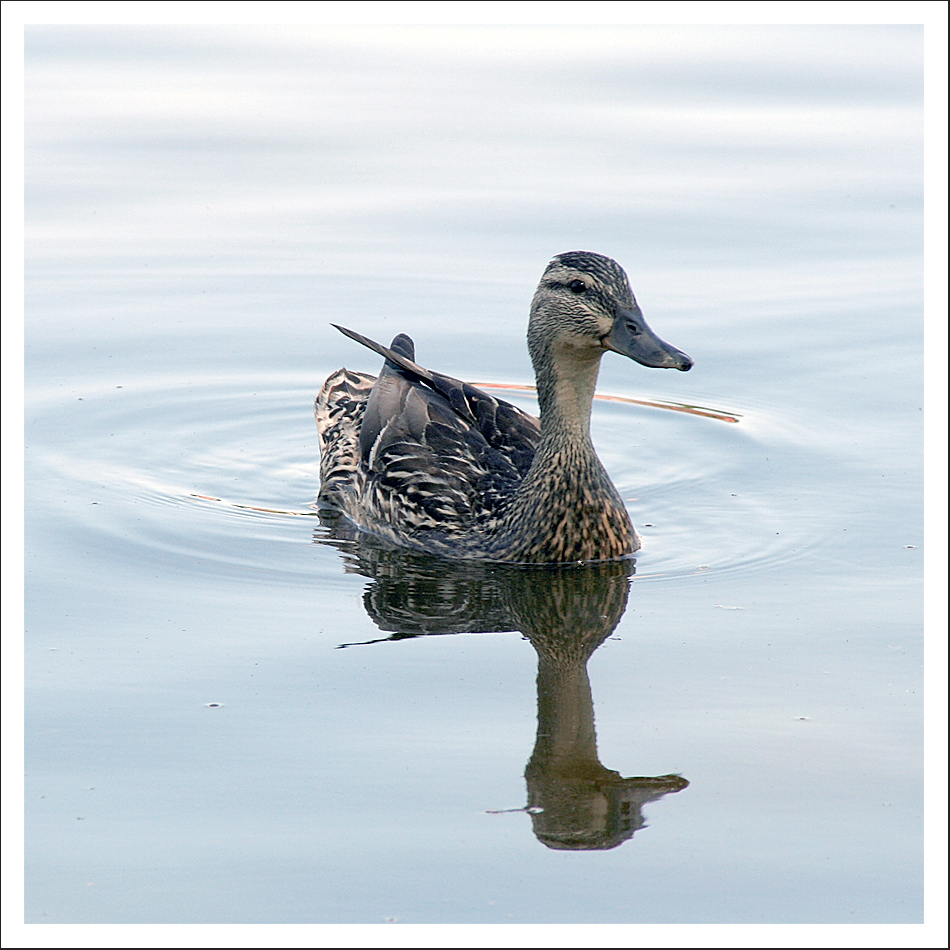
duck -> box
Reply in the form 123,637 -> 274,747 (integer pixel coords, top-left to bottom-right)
314,251 -> 692,563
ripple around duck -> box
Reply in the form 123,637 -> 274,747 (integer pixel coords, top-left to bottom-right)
28,373 -> 820,585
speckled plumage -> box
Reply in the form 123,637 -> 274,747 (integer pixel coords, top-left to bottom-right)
315,251 -> 693,563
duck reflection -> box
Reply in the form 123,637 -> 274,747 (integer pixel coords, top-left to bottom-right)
320,528 -> 688,850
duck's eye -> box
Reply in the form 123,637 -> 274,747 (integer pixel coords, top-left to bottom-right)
568,279 -> 586,294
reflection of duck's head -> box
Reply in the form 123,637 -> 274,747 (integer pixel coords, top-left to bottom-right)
526,772 -> 689,852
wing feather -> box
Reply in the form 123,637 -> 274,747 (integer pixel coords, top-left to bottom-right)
318,328 -> 542,544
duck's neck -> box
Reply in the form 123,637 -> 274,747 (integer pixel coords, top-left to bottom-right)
534,341 -> 602,445
488,341 -> 636,562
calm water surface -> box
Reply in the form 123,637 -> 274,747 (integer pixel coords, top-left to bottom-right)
24,25 -> 923,924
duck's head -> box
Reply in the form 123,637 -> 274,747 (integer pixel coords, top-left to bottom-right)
529,251 -> 693,372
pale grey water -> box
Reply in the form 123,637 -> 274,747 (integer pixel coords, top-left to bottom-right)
24,25 -> 923,924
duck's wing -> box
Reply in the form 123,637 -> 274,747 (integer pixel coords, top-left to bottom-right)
333,326 -> 541,536
335,325 -> 540,479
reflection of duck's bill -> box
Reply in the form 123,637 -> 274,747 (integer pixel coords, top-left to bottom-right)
471,383 -> 741,424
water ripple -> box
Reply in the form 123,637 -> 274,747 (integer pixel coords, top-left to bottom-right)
29,373 -> 818,583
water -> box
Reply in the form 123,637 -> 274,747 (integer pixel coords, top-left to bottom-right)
23,25 -> 924,925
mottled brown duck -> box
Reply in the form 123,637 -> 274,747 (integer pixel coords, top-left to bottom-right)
315,251 -> 692,563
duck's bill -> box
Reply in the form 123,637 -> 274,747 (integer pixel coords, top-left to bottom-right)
606,306 -> 693,371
